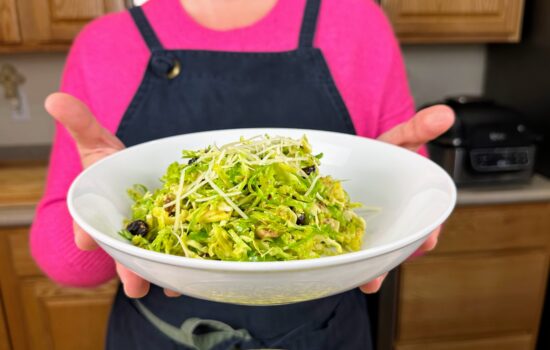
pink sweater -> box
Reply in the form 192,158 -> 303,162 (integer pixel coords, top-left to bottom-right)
31,0 -> 415,287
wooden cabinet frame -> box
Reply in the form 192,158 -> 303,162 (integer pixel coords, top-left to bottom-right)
0,0 -> 124,53
0,295 -> 11,350
381,0 -> 526,43
0,0 -> 21,44
0,227 -> 117,350
381,203 -> 550,350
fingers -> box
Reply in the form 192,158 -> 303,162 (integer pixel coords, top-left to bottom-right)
407,226 -> 442,260
116,263 -> 179,298
377,105 -> 455,151
359,272 -> 388,294
419,226 -> 441,252
73,221 -> 99,250
359,226 -> 443,294
74,224 -> 151,299
164,289 -> 182,298
45,92 -> 125,151
116,262 -> 150,298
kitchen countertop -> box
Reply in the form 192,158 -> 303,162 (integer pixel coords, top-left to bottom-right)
0,163 -> 550,226
457,175 -> 550,205
0,145 -> 51,163
0,163 -> 47,226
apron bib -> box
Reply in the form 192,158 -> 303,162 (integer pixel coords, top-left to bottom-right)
107,1 -> 372,349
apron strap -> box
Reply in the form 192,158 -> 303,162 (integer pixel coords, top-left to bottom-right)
130,1 -> 321,51
129,6 -> 164,52
298,0 -> 322,48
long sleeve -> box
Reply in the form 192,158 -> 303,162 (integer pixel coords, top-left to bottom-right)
376,34 -> 416,136
30,29 -> 116,287
372,9 -> 428,156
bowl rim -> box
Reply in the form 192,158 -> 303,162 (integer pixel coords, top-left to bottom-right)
67,128 -> 457,272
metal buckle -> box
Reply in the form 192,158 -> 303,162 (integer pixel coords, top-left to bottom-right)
166,59 -> 181,80
151,54 -> 181,79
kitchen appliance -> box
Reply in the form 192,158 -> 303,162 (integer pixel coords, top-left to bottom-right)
428,96 -> 537,187
485,2 -> 550,347
485,0 -> 550,179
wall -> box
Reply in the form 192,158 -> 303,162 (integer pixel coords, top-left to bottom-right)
0,46 -> 486,146
402,45 -> 487,108
0,54 -> 65,146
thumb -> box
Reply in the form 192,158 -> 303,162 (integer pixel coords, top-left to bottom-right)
45,92 -> 124,151
378,105 -> 455,151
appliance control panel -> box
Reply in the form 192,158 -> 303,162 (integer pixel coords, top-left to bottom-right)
470,147 -> 533,172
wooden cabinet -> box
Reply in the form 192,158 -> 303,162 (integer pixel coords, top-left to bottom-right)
2,0 -> 529,49
394,202 -> 550,350
398,251 -> 547,340
20,279 -> 116,350
0,296 -> 11,350
434,203 -> 550,253
0,0 -> 21,44
0,227 -> 118,350
381,0 -> 526,43
394,334 -> 533,350
0,0 -> 125,52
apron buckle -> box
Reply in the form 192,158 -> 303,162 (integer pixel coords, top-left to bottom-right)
151,54 -> 181,79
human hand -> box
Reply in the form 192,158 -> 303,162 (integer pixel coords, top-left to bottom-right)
46,93 -> 180,298
359,105 -> 455,294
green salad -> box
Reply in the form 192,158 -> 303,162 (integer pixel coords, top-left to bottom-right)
119,135 -> 366,261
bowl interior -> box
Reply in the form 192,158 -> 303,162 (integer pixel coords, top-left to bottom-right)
69,128 -> 456,266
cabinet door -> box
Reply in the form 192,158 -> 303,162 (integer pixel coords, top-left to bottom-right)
395,334 -> 533,350
0,227 -> 118,350
396,250 -> 548,341
0,227 -> 30,350
381,0 -> 525,43
0,297 -> 11,350
20,278 -> 117,350
17,0 -> 124,43
436,203 -> 550,254
0,0 -> 21,44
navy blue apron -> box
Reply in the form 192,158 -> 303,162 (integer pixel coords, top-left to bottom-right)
107,1 -> 372,349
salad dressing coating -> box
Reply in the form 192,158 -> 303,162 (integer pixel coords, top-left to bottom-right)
119,135 -> 366,261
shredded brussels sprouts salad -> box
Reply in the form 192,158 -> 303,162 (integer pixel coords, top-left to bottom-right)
119,135 -> 366,261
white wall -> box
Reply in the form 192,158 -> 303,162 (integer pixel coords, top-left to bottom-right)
402,45 -> 487,107
0,45 -> 486,146
0,54 -> 64,146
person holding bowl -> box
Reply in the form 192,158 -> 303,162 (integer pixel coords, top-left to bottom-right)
31,0 -> 454,349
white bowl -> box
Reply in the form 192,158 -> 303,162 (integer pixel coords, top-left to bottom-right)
68,128 -> 456,305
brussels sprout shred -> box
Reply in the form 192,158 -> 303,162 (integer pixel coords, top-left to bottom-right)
119,135 -> 366,261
